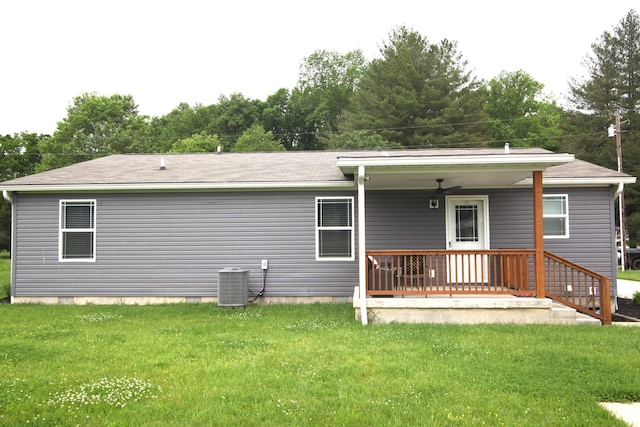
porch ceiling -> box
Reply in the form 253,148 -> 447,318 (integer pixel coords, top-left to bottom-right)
361,169 -> 533,191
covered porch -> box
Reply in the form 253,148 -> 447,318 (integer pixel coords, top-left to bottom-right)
336,148 -> 614,325
358,249 -> 610,325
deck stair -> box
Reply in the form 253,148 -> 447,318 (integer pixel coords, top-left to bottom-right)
551,302 -> 601,325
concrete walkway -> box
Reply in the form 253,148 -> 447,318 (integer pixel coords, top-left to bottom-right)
618,279 -> 640,299
600,402 -> 640,426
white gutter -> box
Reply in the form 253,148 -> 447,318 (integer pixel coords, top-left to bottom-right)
0,180 -> 356,193
337,153 -> 575,169
514,177 -> 637,187
2,190 -> 12,203
357,165 -> 368,326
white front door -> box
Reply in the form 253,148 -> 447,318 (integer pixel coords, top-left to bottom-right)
445,196 -> 490,283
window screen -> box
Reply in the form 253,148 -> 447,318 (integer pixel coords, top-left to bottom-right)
60,200 -> 96,261
543,195 -> 568,238
316,197 -> 354,260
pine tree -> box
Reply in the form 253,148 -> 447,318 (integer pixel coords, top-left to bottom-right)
569,10 -> 640,245
341,26 -> 487,148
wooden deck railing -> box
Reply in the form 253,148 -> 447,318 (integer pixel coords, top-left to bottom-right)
366,249 -> 536,296
544,251 -> 611,325
365,249 -> 612,324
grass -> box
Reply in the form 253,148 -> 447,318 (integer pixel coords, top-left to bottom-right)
0,251 -> 9,299
618,268 -> 640,281
0,303 -> 638,426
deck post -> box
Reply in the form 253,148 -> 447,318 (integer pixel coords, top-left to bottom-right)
357,165 -> 368,325
601,276 -> 612,325
533,171 -> 545,298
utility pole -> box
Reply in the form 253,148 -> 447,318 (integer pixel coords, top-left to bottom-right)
611,110 -> 627,270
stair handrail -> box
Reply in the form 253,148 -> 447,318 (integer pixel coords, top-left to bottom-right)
544,251 -> 611,325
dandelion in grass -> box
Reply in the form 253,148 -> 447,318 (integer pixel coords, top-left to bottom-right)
47,377 -> 160,411
77,312 -> 123,322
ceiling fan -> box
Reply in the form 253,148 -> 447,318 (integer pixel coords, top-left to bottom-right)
434,178 -> 462,196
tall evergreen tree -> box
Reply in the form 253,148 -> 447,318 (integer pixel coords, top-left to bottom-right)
569,9 -> 640,116
568,9 -> 640,245
341,26 -> 487,148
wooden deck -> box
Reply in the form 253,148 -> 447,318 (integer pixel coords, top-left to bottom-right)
365,249 -> 611,325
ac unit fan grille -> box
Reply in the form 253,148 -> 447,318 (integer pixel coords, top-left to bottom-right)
218,268 -> 249,307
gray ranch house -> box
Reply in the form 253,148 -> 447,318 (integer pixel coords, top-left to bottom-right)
0,148 -> 635,325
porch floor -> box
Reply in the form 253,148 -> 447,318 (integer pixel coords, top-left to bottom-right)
353,287 -> 601,325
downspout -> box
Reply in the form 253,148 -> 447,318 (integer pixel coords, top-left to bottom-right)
615,183 -> 626,271
3,190 -> 12,204
357,166 -> 368,325
2,191 -> 14,303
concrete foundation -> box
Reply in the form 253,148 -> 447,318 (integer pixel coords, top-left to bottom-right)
12,295 -> 352,305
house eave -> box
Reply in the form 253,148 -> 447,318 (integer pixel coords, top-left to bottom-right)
0,180 -> 356,193
513,176 -> 637,187
337,153 -> 575,172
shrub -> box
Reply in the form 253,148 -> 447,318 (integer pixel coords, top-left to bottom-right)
634,290 -> 640,306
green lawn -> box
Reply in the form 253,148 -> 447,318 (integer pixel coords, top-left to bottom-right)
618,268 -> 640,281
0,303 -> 637,426
0,251 -> 9,298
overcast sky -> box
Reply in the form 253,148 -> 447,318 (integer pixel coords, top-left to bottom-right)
1,1 -> 637,136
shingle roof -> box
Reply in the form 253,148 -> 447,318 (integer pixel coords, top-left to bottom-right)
545,158 -> 628,179
0,148 -> 633,189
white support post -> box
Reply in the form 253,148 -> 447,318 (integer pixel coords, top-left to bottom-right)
357,166 -> 368,325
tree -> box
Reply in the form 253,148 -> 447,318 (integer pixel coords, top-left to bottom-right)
331,130 -> 403,150
0,132 -> 44,252
568,9 -> 640,245
569,9 -> 640,116
169,133 -> 221,153
297,49 -> 366,146
483,70 -> 564,149
205,93 -> 264,151
233,124 -> 285,152
145,102 -> 211,153
261,88 -> 324,150
37,93 -> 149,171
0,133 -> 43,181
341,26 -> 487,148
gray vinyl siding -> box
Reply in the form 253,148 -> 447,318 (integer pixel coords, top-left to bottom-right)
489,187 -> 616,282
366,187 -> 616,285
12,185 -> 617,299
13,191 -> 358,298
365,191 -> 446,249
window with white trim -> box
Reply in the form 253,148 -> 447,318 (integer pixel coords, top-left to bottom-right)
59,200 -> 96,261
316,197 -> 354,260
543,194 -> 569,238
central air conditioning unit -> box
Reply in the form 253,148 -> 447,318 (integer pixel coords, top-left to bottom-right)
217,267 -> 249,307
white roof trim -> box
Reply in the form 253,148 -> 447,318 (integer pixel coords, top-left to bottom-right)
514,176 -> 637,187
0,181 -> 356,193
337,153 -> 575,169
